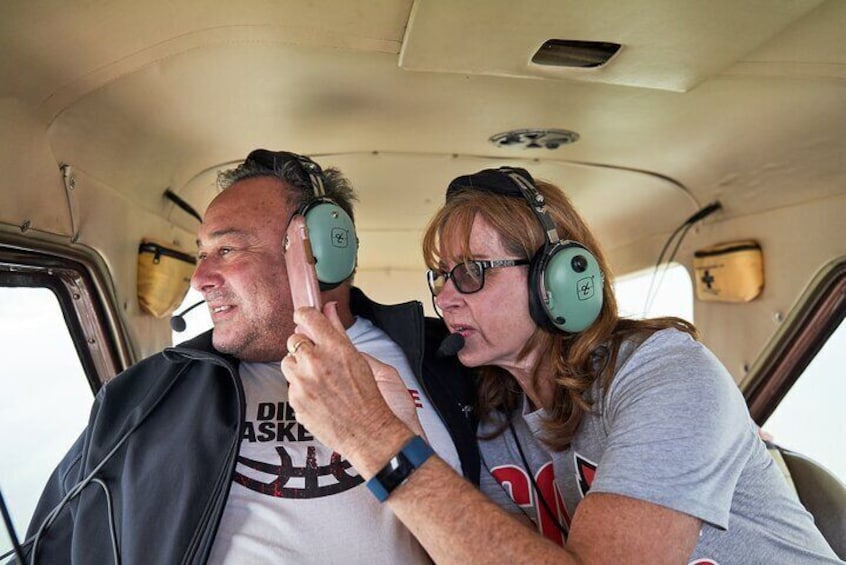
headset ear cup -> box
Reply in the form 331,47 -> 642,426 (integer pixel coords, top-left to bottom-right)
302,200 -> 358,288
527,247 -> 556,330
529,242 -> 604,333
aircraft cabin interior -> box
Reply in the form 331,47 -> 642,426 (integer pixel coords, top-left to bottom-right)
1,0 -> 844,560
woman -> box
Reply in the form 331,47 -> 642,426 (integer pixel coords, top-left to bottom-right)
282,167 -> 841,563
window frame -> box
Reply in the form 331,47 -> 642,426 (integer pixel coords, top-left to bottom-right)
743,258 -> 846,424
0,241 -> 130,390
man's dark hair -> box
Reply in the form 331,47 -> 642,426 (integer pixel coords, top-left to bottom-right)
217,150 -> 358,221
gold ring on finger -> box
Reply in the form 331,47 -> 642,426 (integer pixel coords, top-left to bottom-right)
288,338 -> 312,355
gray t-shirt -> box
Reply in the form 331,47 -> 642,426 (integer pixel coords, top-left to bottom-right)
209,317 -> 460,564
479,329 -> 841,563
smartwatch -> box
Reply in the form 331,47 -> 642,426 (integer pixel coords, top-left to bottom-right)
366,435 -> 434,502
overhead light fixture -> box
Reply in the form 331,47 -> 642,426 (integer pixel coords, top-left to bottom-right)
532,39 -> 621,68
489,128 -> 579,150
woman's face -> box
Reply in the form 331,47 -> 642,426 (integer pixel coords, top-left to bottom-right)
435,214 -> 540,374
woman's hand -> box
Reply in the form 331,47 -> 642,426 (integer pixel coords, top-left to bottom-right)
362,352 -> 425,439
280,303 -> 419,474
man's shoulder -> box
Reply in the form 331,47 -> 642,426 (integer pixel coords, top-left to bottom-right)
168,328 -> 216,353
350,286 -> 422,320
101,352 -> 183,404
105,330 -> 230,399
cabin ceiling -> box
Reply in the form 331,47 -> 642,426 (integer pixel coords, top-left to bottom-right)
1,0 -> 844,273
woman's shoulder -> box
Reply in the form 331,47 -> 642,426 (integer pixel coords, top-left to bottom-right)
624,326 -> 702,362
597,327 -> 747,441
610,327 -> 732,399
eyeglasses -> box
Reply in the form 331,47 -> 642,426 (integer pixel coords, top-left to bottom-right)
427,259 -> 529,296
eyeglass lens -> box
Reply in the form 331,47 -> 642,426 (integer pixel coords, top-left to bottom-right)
429,262 -> 485,296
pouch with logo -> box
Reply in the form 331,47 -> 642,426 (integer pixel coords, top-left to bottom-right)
693,240 -> 763,302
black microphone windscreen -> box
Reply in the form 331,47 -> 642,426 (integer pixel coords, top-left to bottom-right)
170,315 -> 187,332
170,299 -> 205,332
436,333 -> 465,358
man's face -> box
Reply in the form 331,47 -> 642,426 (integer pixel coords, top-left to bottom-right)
192,176 -> 296,362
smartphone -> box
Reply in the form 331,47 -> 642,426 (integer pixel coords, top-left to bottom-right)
284,214 -> 322,310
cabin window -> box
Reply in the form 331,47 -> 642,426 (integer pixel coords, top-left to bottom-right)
764,321 -> 846,483
0,246 -> 122,558
0,286 -> 93,555
760,316 -> 846,482
614,263 -> 694,322
746,259 -> 846,484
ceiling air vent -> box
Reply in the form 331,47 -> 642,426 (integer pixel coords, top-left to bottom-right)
489,128 -> 579,150
532,40 -> 621,68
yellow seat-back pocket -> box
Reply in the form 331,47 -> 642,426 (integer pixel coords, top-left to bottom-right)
137,239 -> 197,318
693,240 -> 763,303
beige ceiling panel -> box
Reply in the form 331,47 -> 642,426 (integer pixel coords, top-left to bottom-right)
46,19 -> 845,246
0,99 -> 69,237
0,0 -> 411,118
739,0 -> 845,64
399,0 -> 825,91
724,0 -> 846,80
317,152 -> 695,269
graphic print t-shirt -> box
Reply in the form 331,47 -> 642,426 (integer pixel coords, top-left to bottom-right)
208,317 -> 460,564
478,329 -> 840,564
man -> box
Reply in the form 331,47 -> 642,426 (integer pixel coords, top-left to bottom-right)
22,150 -> 478,564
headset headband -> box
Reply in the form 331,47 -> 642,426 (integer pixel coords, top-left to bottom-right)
244,149 -> 326,198
446,167 -> 560,246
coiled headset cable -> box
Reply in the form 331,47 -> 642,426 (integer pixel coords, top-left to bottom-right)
1,361 -> 190,564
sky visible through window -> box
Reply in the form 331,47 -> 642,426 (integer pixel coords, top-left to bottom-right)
763,318 -> 846,482
0,287 -> 92,558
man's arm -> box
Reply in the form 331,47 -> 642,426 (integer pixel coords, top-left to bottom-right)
282,306 -> 701,564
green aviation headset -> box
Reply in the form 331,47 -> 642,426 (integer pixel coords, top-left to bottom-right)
446,167 -> 604,333
246,149 -> 358,289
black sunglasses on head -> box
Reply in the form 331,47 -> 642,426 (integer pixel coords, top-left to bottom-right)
446,167 -> 535,201
244,149 -> 325,197
245,149 -> 321,174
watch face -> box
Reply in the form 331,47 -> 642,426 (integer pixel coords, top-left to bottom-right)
376,453 -> 416,493
367,436 -> 435,501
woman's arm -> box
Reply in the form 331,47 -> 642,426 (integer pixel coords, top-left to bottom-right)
281,305 -> 701,564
